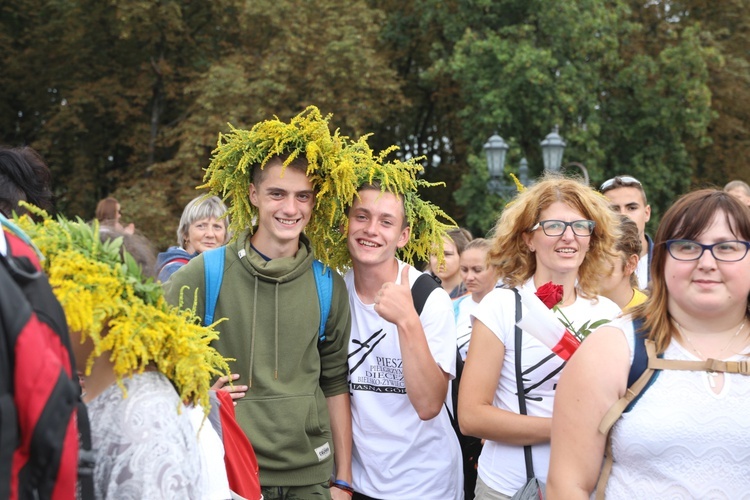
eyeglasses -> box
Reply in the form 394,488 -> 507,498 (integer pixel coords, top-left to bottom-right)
665,239 -> 750,262
530,220 -> 596,237
600,176 -> 642,193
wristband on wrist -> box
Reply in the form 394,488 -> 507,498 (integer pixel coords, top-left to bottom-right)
330,479 -> 354,496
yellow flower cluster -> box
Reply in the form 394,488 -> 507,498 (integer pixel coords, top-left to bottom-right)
17,210 -> 230,414
201,106 -> 456,271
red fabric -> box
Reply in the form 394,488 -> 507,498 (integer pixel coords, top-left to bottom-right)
215,390 -> 261,500
5,231 -> 41,269
4,230 -> 78,500
550,330 -> 581,361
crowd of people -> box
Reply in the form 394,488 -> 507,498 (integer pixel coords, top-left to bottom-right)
2,108 -> 750,500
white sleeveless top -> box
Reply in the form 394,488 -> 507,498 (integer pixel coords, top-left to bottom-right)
606,319 -> 750,499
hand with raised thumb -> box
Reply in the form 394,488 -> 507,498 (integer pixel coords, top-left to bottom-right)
374,265 -> 415,324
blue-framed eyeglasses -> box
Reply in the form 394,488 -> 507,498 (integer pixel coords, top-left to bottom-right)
530,220 -> 596,237
665,239 -> 750,262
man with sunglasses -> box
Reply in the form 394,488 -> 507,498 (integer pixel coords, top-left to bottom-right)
600,175 -> 653,289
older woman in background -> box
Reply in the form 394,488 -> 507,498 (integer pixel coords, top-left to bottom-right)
156,195 -> 229,282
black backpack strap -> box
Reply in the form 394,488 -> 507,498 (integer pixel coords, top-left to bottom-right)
627,317 -> 648,387
446,347 -> 463,427
0,255 -> 18,500
511,288 -> 535,480
412,273 -> 457,420
411,273 -> 441,316
624,317 -> 660,412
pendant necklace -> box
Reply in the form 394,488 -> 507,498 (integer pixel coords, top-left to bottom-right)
674,320 -> 746,388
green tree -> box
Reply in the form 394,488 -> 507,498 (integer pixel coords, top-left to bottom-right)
437,0 -> 715,229
1,0 -> 405,249
647,0 -> 750,187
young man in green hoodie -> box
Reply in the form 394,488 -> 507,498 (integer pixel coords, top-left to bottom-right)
164,108 -> 353,500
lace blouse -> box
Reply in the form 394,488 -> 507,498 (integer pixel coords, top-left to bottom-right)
86,371 -> 202,499
606,321 -> 750,499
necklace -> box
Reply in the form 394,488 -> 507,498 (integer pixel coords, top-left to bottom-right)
674,320 -> 746,388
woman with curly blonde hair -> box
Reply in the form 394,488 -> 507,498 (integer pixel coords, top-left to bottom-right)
458,174 -> 622,499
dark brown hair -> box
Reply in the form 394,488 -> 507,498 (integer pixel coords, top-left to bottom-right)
0,146 -> 54,217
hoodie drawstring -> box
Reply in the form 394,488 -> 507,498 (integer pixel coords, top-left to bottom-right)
248,276 -> 258,388
274,283 -> 279,380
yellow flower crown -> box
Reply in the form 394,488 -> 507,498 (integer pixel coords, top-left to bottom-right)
16,208 -> 230,413
201,106 -> 455,271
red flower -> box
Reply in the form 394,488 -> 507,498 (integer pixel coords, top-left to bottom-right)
535,282 -> 563,309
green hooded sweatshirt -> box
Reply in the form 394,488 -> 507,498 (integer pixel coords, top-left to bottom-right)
164,231 -> 351,487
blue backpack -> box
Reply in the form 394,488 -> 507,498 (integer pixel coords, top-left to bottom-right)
201,246 -> 333,342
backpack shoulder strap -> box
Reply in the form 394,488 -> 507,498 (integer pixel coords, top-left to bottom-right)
598,317 -> 659,435
627,317 -> 649,387
312,260 -> 333,343
411,272 -> 441,316
511,287 -> 535,480
203,246 -> 226,326
158,256 -> 190,273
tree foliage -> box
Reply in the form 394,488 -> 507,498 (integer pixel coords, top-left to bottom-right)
2,0 -> 748,245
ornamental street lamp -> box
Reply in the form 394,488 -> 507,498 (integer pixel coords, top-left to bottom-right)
483,133 -> 528,198
484,126 -> 589,197
540,126 -> 566,173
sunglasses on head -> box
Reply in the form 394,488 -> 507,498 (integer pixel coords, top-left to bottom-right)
600,176 -> 642,192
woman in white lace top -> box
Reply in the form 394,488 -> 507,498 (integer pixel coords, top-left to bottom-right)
21,215 -> 232,500
548,189 -> 750,499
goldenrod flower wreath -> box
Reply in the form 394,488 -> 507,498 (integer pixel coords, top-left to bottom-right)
201,105 -> 455,271
16,209 -> 230,414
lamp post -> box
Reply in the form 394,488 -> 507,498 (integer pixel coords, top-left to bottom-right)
483,133 -> 529,198
540,126 -> 566,173
484,126 -> 589,196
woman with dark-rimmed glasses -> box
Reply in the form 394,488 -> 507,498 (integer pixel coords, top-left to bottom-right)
458,174 -> 622,499
548,189 -> 750,499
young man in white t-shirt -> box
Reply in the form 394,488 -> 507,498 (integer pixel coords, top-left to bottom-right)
344,184 -> 463,500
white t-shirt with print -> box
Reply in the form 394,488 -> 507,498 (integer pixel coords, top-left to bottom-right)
345,261 -> 463,500
471,279 -> 621,496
